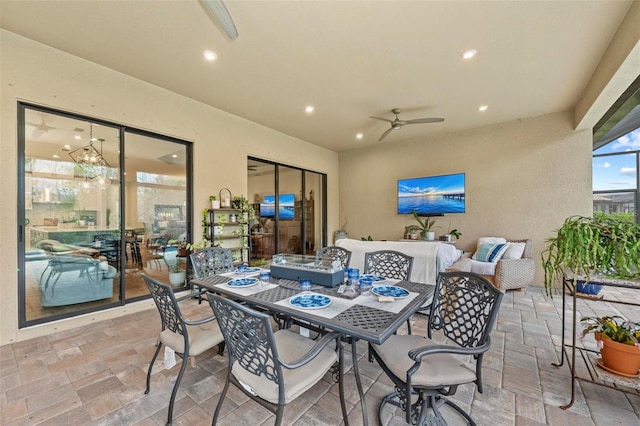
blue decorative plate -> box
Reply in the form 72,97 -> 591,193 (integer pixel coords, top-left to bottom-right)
360,274 -> 386,283
372,285 -> 410,298
236,267 -> 261,274
226,278 -> 259,288
289,294 -> 332,310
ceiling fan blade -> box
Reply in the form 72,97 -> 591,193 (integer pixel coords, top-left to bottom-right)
370,116 -> 394,123
378,127 -> 394,142
200,0 -> 239,39
405,117 -> 445,124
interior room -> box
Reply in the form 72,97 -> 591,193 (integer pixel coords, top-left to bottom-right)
1,1 -> 639,425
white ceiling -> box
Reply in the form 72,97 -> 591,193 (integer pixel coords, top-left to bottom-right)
0,0 -> 634,152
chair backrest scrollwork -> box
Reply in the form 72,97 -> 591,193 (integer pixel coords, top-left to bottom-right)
364,250 -> 413,280
428,271 -> 503,349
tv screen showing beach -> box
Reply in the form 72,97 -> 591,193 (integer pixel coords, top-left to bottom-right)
260,193 -> 295,219
397,173 -> 465,215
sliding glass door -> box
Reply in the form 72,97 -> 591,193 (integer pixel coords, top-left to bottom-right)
247,157 -> 326,262
18,103 -> 191,327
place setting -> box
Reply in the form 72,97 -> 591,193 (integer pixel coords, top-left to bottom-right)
216,270 -> 278,295
275,279 -> 355,319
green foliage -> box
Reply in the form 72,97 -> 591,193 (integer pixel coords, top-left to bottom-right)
412,209 -> 437,236
581,315 -> 640,346
361,235 -> 374,241
448,228 -> 462,239
209,195 -> 217,201
542,215 -> 640,297
594,211 -> 635,223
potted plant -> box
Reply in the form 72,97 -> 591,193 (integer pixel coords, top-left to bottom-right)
210,195 -> 220,209
334,218 -> 348,242
404,225 -> 421,240
165,258 -> 186,286
412,209 -> 438,241
581,315 -> 640,376
440,222 -> 462,242
542,215 -> 640,297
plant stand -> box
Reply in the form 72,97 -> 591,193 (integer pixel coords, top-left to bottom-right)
553,273 -> 640,409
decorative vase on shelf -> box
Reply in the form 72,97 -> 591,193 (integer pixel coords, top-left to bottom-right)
424,231 -> 435,241
211,200 -> 220,209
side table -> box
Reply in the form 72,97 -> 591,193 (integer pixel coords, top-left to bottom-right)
553,273 -> 640,409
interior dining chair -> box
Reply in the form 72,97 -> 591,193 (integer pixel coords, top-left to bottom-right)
142,274 -> 225,426
315,245 -> 352,270
207,293 -> 349,426
369,271 -> 503,425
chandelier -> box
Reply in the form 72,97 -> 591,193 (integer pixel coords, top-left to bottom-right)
68,123 -> 111,175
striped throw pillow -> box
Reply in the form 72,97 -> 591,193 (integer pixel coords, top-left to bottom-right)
473,243 -> 508,263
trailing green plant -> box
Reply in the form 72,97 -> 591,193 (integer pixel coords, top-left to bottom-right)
542,215 -> 640,297
581,315 -> 640,346
232,195 -> 254,218
412,209 -> 438,237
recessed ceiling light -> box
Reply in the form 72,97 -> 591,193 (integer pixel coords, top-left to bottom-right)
172,154 -> 178,158
305,106 -> 314,113
203,50 -> 218,61
478,105 -> 489,111
74,135 -> 82,140
461,49 -> 478,60
356,133 -> 363,139
52,154 -> 60,159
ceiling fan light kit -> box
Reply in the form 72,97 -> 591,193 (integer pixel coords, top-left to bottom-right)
370,108 -> 444,141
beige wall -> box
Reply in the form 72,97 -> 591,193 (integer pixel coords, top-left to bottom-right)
0,31 -> 339,346
338,111 -> 594,284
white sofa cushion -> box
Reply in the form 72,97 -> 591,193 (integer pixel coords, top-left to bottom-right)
503,242 -> 526,259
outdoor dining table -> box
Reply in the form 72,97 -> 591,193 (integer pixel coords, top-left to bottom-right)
191,271 -> 435,426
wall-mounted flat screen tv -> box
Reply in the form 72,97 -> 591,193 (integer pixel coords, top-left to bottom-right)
260,193 -> 296,219
397,173 -> 465,215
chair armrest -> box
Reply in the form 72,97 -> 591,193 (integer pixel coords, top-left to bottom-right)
494,257 -> 535,290
408,341 -> 490,361
280,331 -> 342,369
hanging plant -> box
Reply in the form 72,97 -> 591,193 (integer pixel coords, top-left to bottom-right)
541,215 -> 640,297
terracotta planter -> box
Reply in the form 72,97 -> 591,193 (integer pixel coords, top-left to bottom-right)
597,334 -> 640,376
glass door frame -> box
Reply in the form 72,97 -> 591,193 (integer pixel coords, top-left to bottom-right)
17,102 -> 193,328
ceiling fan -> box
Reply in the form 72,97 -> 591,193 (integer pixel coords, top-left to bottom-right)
200,0 -> 238,39
370,108 -> 444,141
27,115 -> 58,138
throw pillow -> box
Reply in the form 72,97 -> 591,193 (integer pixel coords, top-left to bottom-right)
503,242 -> 526,260
473,243 -> 508,263
477,237 -> 507,247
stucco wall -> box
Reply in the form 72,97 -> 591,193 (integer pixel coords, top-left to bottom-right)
0,31 -> 339,345
338,112 -> 594,285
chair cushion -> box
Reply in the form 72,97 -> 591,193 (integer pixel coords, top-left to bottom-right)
502,242 -> 526,260
469,260 -> 497,276
472,243 -> 508,263
372,334 -> 476,388
160,321 -> 224,357
232,329 -> 338,404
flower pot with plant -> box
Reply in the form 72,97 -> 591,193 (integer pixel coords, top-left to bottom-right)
440,222 -> 462,242
334,218 -> 348,242
404,225 -> 422,240
581,315 -> 640,376
210,195 -> 220,209
412,209 -> 438,241
542,215 -> 640,297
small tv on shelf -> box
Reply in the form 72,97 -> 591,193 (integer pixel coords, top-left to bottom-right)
260,193 -> 296,219
397,173 -> 465,215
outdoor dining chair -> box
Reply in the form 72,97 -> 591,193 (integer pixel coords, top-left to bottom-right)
315,245 -> 352,270
369,271 -> 503,425
207,293 -> 349,426
142,274 -> 225,426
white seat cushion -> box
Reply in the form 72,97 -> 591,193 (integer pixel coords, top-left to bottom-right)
232,329 -> 338,404
372,334 -> 476,388
160,321 -> 224,356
